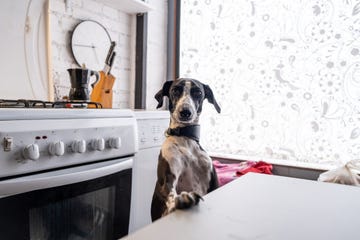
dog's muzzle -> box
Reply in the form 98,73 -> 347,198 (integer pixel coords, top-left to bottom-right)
179,108 -> 192,121
174,98 -> 197,123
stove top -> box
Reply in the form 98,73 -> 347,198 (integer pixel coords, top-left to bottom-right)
0,99 -> 133,121
0,99 -> 102,109
0,102 -> 138,179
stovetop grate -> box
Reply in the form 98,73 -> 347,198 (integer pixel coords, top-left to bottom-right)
0,99 -> 102,109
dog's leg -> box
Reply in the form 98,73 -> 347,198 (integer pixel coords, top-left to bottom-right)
164,189 -> 203,216
208,165 -> 219,193
152,152 -> 179,220
151,151 -> 204,220
175,191 -> 203,209
163,168 -> 204,214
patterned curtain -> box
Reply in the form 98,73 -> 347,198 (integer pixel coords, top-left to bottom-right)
179,0 -> 360,166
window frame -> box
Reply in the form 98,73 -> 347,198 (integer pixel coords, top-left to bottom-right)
134,13 -> 148,109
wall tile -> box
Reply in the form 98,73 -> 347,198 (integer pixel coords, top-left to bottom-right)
50,0 -> 133,108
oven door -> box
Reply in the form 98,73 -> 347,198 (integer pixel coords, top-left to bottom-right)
0,158 -> 133,240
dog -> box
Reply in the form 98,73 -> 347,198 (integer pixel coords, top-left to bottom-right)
151,78 -> 221,221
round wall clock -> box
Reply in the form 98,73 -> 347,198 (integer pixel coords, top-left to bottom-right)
70,20 -> 111,70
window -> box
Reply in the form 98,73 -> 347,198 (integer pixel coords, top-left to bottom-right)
179,0 -> 360,167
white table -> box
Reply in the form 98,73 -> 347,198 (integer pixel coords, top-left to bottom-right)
124,173 -> 360,240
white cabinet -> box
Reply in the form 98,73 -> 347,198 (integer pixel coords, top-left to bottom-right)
0,0 -> 51,101
99,0 -> 153,13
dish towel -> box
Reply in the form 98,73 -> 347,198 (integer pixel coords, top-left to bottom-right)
213,160 -> 273,186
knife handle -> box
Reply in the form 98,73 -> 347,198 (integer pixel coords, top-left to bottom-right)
105,41 -> 116,66
109,51 -> 116,73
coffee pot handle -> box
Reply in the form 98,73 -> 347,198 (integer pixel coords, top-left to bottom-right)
90,70 -> 100,89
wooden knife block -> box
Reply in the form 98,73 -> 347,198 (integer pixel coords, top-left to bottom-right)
90,71 -> 115,108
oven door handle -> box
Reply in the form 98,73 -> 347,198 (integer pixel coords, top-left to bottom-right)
0,158 -> 133,197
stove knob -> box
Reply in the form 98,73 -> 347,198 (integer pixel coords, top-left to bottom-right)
23,144 -> 40,160
48,141 -> 65,156
72,140 -> 86,153
91,138 -> 105,151
109,137 -> 121,149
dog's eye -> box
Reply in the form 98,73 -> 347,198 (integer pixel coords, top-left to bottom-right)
172,87 -> 182,96
192,89 -> 202,99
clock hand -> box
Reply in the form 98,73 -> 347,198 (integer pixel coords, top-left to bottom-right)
93,48 -> 101,65
73,43 -> 96,48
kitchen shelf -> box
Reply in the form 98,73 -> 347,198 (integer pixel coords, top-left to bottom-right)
100,0 -> 153,14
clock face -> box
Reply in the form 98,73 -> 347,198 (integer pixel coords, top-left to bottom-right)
71,20 -> 111,71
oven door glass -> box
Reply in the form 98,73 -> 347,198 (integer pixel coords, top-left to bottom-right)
0,158 -> 133,240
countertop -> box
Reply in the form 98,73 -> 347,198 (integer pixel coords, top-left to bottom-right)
123,173 -> 360,240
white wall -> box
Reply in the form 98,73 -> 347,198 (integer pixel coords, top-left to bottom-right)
50,0 -> 167,109
146,0 -> 168,110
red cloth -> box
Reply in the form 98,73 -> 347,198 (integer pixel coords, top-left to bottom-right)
213,160 -> 273,186
236,161 -> 273,176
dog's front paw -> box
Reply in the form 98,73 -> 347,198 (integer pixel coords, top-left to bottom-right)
175,191 -> 204,209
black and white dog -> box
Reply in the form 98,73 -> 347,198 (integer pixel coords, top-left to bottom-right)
151,78 -> 221,221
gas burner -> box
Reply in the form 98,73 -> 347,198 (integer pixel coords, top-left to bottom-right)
52,101 -> 102,109
0,99 -> 102,109
0,99 -> 53,108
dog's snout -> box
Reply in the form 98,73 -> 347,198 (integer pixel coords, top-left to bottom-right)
179,109 -> 192,119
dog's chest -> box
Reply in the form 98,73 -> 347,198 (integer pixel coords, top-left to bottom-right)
161,137 -> 212,195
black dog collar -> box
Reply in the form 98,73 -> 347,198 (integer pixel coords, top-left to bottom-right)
166,125 -> 200,142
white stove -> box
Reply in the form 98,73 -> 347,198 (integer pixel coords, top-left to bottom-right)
0,106 -> 138,239
0,108 -> 137,179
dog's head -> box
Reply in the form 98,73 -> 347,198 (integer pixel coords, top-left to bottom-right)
155,78 -> 221,125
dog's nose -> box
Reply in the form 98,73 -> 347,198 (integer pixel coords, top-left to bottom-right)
180,109 -> 192,119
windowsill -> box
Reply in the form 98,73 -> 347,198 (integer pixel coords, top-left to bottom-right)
209,152 -> 340,182
209,152 -> 338,171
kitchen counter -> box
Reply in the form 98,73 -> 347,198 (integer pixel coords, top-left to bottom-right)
123,173 -> 360,240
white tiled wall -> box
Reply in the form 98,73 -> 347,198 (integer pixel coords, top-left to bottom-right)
50,0 -> 166,109
145,0 -> 168,110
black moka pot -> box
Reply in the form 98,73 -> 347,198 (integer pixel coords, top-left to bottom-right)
68,68 -> 99,101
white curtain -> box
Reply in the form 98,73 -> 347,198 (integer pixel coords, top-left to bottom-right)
179,0 -> 360,166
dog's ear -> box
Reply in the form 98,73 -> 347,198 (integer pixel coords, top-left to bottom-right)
203,84 -> 221,113
155,81 -> 173,109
